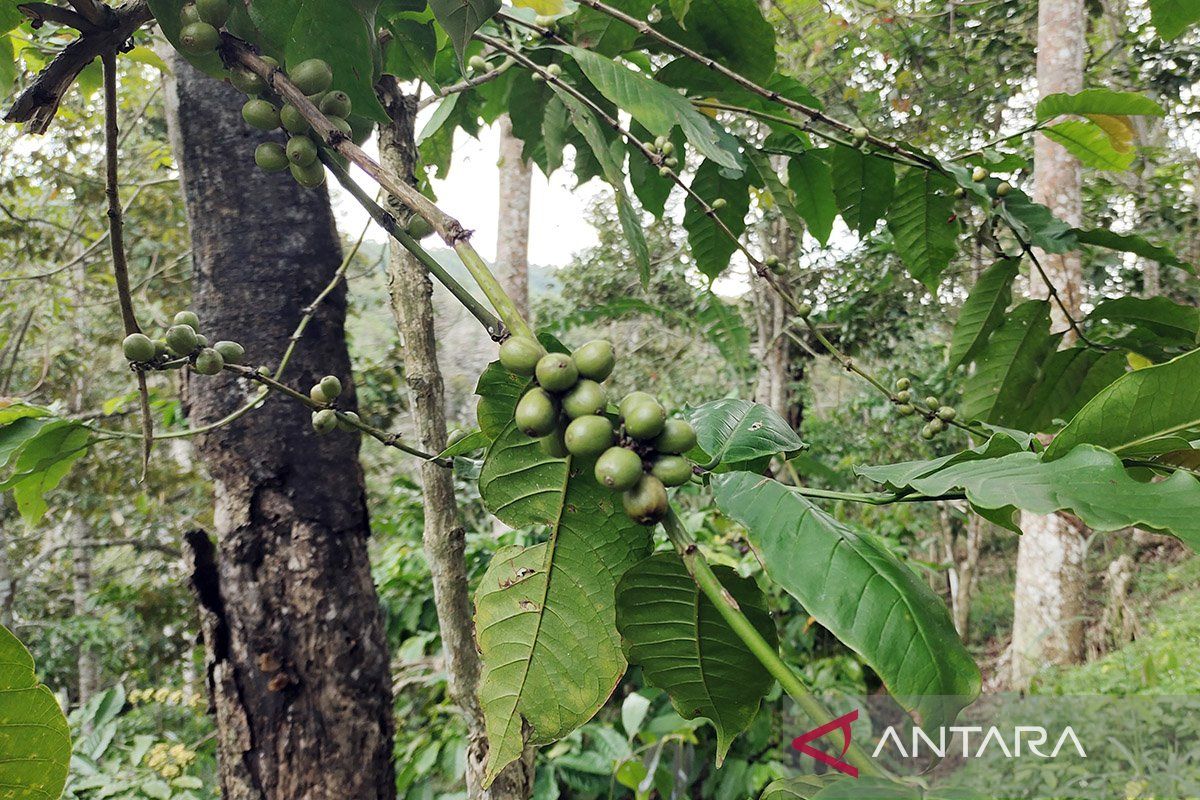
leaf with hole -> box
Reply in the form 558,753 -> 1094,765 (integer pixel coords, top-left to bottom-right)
685,398 -> 803,469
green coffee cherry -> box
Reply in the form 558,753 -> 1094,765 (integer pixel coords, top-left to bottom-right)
319,91 -> 352,119
623,398 -> 666,440
653,419 -> 697,455
290,161 -> 326,188
281,104 -> 310,134
564,415 -> 614,458
122,333 -> 156,362
195,334 -> 209,347
242,98 -> 280,131
312,408 -> 338,435
499,335 -> 544,376
972,166 -> 990,182
650,455 -> 692,487
852,126 -> 869,141
573,339 -> 615,381
179,22 -> 220,54
665,157 -> 679,168
929,418 -> 946,434
540,428 -> 570,458
290,58 -> 333,95
622,474 -> 668,525
180,3 -> 201,25
468,55 -> 489,71
996,181 -> 1012,197
515,388 -> 559,437
535,353 -> 578,392
920,423 -> 936,440
193,347 -> 225,375
660,141 -> 674,156
619,391 -> 655,420
286,135 -> 318,167
658,166 -> 671,178
546,64 -> 562,78
895,390 -> 912,403
795,303 -> 813,318
174,311 -> 201,330
594,446 -> 643,491
897,403 -> 916,416
214,340 -> 244,364
255,142 -> 289,173
405,215 -> 433,240
196,0 -> 231,27
447,428 -> 468,446
230,67 -> 265,95
338,411 -> 361,432
924,396 -> 939,409
165,324 -> 199,356
310,384 -> 331,405
953,186 -> 966,198
319,375 -> 343,400
711,198 -> 727,210
561,380 -> 606,419
936,405 -> 957,421
327,116 -> 352,136
895,377 -> 911,391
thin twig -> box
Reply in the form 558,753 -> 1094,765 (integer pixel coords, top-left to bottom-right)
417,57 -> 515,110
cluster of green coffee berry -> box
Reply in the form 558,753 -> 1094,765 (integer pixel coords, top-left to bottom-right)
171,0 -> 345,188
953,166 -> 1012,199
649,135 -> 679,177
892,378 -> 957,439
308,375 -> 360,435
499,336 -> 698,525
121,311 -> 245,376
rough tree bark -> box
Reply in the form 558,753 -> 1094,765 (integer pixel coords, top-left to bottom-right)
495,115 -> 532,321
378,80 -> 534,800
165,58 -> 396,799
1011,0 -> 1089,690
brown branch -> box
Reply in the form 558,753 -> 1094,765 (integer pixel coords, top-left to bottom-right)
17,2 -> 96,31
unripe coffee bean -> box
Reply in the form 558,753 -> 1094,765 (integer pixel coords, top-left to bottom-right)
319,375 -> 343,399
653,419 -> 697,455
535,353 -> 578,392
230,67 -> 265,95
622,474 -> 668,524
561,380 -> 606,419
972,166 -> 989,182
540,428 -> 570,458
650,455 -> 692,487
193,347 -> 225,375
196,0 -> 231,27
255,142 -> 289,173
165,324 -> 199,356
499,335 -> 544,376
286,135 -> 318,167
573,339 -> 615,381
515,388 -> 559,437
214,340 -> 244,364
122,333 -> 156,362
319,91 -> 352,119
594,446 -> 643,491
564,415 -> 614,458
312,408 -> 338,435
242,98 -> 280,131
290,58 -> 333,95
280,104 -> 309,134
624,398 -> 666,440
179,22 -> 220,54
290,161 -> 326,188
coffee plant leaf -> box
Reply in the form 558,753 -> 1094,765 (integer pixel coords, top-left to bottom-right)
0,623 -> 70,800
686,399 -> 804,469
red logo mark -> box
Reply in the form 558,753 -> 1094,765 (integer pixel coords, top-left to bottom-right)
791,709 -> 860,778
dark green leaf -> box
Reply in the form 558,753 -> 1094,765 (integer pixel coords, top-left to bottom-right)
683,160 -> 749,280
658,0 -> 776,83
856,431 -> 1030,490
1149,0 -> 1200,38
996,189 -> 1078,254
886,168 -> 959,290
0,420 -> 90,524
475,361 -> 532,440
746,149 -> 807,241
1074,228 -> 1189,272
616,553 -> 776,762
829,146 -> 894,235
712,472 -> 981,729
1090,296 -> 1199,345
947,259 -> 1019,371
960,300 -> 1057,425
1017,348 -> 1128,432
786,150 -> 837,245
1035,89 -> 1165,121
686,398 -> 803,469
438,429 -> 489,457
428,0 -> 501,66
1047,347 -> 1200,460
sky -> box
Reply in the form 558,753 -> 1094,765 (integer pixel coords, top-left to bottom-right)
329,121 -> 603,268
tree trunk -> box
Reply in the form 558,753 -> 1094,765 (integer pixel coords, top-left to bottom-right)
165,58 -> 396,800
495,115 -> 532,321
1011,0 -> 1088,689
754,212 -> 802,429
378,80 -> 534,800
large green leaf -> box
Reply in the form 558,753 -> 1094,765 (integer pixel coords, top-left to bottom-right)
615,553 -> 776,763
947,259 -> 1019,371
1035,89 -> 1165,121
1043,119 -> 1135,171
1149,0 -> 1200,38
475,376 -> 652,783
1046,347 -> 1200,460
829,146 -> 894,235
1017,347 -> 1128,433
247,0 -> 389,122
0,420 -> 90,525
657,0 -> 776,83
1090,296 -> 1200,346
995,190 -> 1077,254
427,0 -> 500,65
712,473 -> 981,729
564,46 -> 739,170
960,300 -> 1057,425
886,168 -> 959,290
1074,228 -> 1188,272
475,361 -> 531,440
786,150 -> 837,245
856,431 -> 1029,490
0,623 -> 70,799
864,444 -> 1200,548
746,150 -> 807,242
685,399 -> 804,469
761,776 -> 839,800
683,160 -> 750,280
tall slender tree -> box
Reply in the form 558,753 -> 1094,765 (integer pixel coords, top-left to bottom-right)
495,115 -> 532,320
165,58 -> 396,798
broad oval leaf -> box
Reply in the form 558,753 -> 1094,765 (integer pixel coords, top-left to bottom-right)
959,300 -> 1057,426
1035,89 -> 1165,122
1043,119 -> 1135,171
786,150 -> 837,245
686,399 -> 804,469
886,168 -> 959,290
0,623 -> 70,800
616,553 -> 776,763
829,145 -> 894,235
947,259 -> 1018,371
1046,347 -> 1200,459
712,472 -> 980,729
683,160 -> 750,280
862,444 -> 1200,549
1150,0 -> 1200,39
1073,228 -> 1189,272
1090,296 -> 1199,346
475,378 -> 652,783
428,0 -> 500,66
